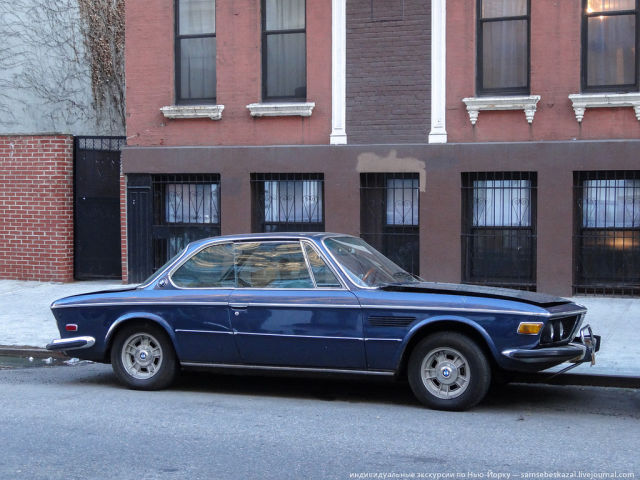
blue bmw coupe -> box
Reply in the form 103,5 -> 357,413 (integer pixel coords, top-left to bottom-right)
47,233 -> 599,410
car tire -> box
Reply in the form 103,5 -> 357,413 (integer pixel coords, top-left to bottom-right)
110,323 -> 178,390
407,332 -> 491,411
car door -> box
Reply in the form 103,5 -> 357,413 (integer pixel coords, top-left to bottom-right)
168,242 -> 241,364
229,240 -> 366,369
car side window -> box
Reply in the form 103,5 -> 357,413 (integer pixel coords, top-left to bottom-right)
235,241 -> 314,289
303,243 -> 341,288
171,243 -> 235,288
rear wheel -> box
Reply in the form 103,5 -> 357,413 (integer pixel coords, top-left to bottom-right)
408,332 -> 491,411
111,323 -> 178,390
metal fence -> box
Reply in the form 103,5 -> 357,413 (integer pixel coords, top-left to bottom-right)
152,174 -> 221,270
360,173 -> 420,275
574,171 -> 640,295
462,172 -> 537,290
251,173 -> 324,233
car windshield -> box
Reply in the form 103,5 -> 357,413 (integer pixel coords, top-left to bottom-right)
324,236 -> 421,288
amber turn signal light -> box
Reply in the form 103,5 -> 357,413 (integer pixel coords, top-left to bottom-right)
517,322 -> 544,335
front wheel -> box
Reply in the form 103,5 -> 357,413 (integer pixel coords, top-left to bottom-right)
110,323 -> 178,390
407,332 -> 491,411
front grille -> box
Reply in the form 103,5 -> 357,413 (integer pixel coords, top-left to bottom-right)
539,315 -> 581,346
368,316 -> 415,328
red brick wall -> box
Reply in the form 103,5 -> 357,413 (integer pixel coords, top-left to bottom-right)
0,135 -> 74,282
446,0 -> 640,142
125,0 -> 332,147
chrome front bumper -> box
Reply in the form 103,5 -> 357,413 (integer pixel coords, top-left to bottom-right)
502,325 -> 601,365
46,336 -> 96,351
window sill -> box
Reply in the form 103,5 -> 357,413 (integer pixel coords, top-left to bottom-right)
461,95 -> 541,125
568,93 -> 640,123
160,104 -> 224,121
246,102 -> 315,118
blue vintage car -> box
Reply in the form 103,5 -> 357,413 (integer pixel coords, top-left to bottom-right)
47,233 -> 600,410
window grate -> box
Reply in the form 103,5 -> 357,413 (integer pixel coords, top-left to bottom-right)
251,173 -> 324,233
574,171 -> 640,296
360,173 -> 420,276
462,172 -> 537,290
151,174 -> 221,271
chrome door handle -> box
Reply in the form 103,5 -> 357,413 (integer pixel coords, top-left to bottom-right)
230,304 -> 249,309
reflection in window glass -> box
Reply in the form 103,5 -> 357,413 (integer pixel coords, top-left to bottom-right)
172,243 -> 234,288
236,242 -> 313,288
587,0 -> 635,13
386,178 -> 419,226
179,0 -> 216,35
583,179 -> 640,228
473,180 -> 531,227
303,244 -> 341,287
482,0 -> 526,18
166,183 -> 219,224
587,15 -> 636,87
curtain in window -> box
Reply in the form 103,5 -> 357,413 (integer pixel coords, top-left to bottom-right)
178,0 -> 216,100
166,184 -> 220,224
264,180 -> 322,223
386,179 -> 419,226
265,0 -> 306,99
583,179 -> 640,228
473,180 -> 531,227
587,15 -> 636,87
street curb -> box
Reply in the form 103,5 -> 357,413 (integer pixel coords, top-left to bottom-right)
0,346 -> 69,360
514,372 -> 640,389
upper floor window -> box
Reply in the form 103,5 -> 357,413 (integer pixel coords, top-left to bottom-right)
477,0 -> 530,95
262,0 -> 307,101
582,0 -> 639,92
176,0 -> 216,103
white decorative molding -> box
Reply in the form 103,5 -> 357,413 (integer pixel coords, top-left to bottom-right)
429,0 -> 447,143
160,104 -> 224,120
246,102 -> 315,117
462,95 -> 541,126
568,93 -> 640,123
330,0 -> 347,145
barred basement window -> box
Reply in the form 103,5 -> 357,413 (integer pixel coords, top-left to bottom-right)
251,173 -> 324,232
152,174 -> 221,271
462,172 -> 537,290
360,173 -> 420,276
574,171 -> 640,295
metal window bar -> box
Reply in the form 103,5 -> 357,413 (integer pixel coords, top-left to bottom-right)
360,173 -> 420,276
76,136 -> 126,152
462,172 -> 537,291
251,173 -> 324,233
574,170 -> 640,296
151,174 -> 221,271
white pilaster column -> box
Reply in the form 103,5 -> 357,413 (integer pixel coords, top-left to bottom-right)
330,0 -> 347,145
428,0 -> 447,143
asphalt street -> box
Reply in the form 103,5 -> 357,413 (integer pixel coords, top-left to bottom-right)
0,361 -> 638,480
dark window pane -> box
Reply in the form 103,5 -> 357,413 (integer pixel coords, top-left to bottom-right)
235,242 -> 313,288
179,0 -> 215,35
265,0 -> 305,30
481,0 -> 527,18
172,243 -> 234,288
180,37 -> 216,100
587,0 -> 635,13
266,33 -> 306,98
587,15 -> 636,87
482,19 -> 528,89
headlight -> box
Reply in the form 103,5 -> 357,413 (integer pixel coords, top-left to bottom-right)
540,322 -> 554,344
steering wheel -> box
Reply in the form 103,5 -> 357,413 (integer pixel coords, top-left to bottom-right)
362,267 -> 377,284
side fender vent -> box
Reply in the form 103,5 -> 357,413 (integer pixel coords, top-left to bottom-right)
368,316 -> 415,327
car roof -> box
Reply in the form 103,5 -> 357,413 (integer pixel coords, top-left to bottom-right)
186,232 -> 352,249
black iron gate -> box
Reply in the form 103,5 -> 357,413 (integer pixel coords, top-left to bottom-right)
74,136 -> 126,280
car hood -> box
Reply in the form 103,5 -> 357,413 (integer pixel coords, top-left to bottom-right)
378,282 -> 570,308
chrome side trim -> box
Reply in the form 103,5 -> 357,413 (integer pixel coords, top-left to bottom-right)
180,362 -> 395,376
52,301 -> 229,309
364,338 -> 403,342
360,304 -> 587,318
234,332 -> 362,341
175,329 -> 234,335
239,302 -> 358,309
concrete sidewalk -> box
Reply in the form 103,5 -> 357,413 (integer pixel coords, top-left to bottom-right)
0,279 -> 638,383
